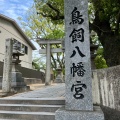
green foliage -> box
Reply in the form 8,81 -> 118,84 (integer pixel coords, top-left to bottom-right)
34,0 -> 64,24
94,48 -> 108,69
91,0 -> 120,31
95,55 -> 108,69
19,0 -> 120,69
45,29 -> 65,39
32,57 -> 46,71
18,5 -> 65,40
18,3 -> 65,76
32,61 -> 40,71
90,32 -> 108,69
88,3 -> 95,23
96,48 -> 104,56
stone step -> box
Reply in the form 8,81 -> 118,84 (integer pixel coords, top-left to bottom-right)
0,104 -> 62,112
0,98 -> 65,120
0,98 -> 65,105
0,119 -> 21,120
0,111 -> 55,120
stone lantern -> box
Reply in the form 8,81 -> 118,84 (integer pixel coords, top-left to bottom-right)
11,40 -> 29,92
12,41 -> 24,72
54,67 -> 63,83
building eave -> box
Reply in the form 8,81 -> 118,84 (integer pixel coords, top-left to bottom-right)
0,14 -> 36,50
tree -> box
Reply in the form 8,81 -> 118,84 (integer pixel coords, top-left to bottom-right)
32,57 -> 46,71
19,4 -> 65,76
90,0 -> 120,67
35,0 -> 120,67
34,0 -> 64,24
94,48 -> 108,69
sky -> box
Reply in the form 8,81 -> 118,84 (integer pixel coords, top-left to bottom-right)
0,0 -> 41,57
0,0 -> 34,23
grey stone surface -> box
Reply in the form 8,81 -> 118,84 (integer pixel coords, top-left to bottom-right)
54,68 -> 63,83
45,43 -> 51,85
37,39 -> 62,44
64,0 -> 93,110
54,74 -> 63,83
55,106 -> 104,120
0,97 -> 64,119
8,83 -> 65,98
11,71 -> 30,92
39,48 -> 62,54
0,104 -> 62,112
0,111 -> 55,120
0,98 -> 65,105
0,77 -> 43,89
0,61 -> 45,80
2,39 -> 13,93
92,66 -> 120,110
39,40 -> 63,86
11,72 -> 26,86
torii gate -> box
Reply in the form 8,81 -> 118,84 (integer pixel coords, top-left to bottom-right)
37,39 -> 64,85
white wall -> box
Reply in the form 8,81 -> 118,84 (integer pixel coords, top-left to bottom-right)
0,17 -> 33,68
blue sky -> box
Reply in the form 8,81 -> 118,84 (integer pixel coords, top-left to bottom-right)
0,0 -> 34,23
0,0 -> 41,55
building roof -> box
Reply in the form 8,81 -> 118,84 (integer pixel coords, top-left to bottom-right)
0,14 -> 36,50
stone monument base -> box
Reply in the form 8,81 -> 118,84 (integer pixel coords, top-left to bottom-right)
0,85 -> 30,97
0,91 -> 16,97
55,106 -> 104,120
11,72 -> 30,92
11,86 -> 30,93
54,74 -> 63,83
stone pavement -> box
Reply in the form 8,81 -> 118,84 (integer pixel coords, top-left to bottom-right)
7,83 -> 65,98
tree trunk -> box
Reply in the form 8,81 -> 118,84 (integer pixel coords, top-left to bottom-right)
100,34 -> 120,67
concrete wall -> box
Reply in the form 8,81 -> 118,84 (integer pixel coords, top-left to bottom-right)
0,61 -> 45,82
0,17 -> 33,68
92,65 -> 120,110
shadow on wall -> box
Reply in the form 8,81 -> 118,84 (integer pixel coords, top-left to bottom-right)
0,61 -> 45,82
0,61 -> 3,76
101,105 -> 120,120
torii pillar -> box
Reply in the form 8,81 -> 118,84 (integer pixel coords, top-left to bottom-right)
38,39 -> 63,85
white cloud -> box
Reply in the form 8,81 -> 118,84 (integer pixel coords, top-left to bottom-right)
0,0 -> 5,2
20,5 -> 29,11
9,0 -> 19,2
0,0 -> 34,23
6,9 -> 18,20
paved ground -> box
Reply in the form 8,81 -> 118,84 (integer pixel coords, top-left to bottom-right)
4,83 -> 120,120
7,83 -> 65,98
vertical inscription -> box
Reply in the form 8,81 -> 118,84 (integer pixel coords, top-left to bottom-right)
65,0 -> 93,110
69,7 -> 86,99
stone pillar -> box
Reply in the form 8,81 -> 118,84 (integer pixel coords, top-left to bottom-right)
45,43 -> 51,85
2,39 -> 13,93
64,0 -> 93,111
55,0 -> 104,119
